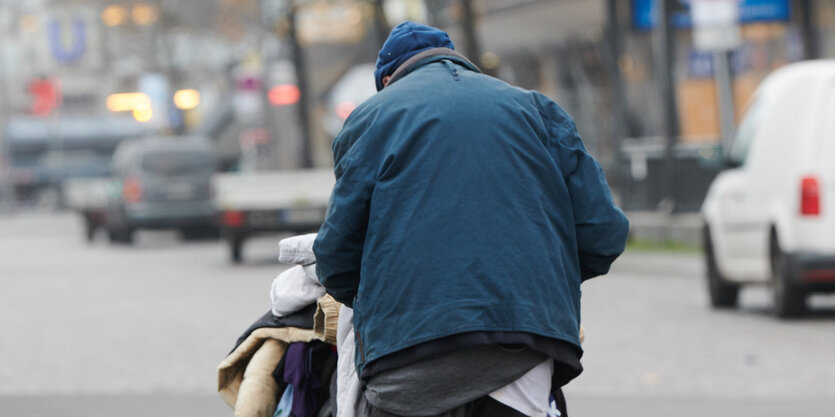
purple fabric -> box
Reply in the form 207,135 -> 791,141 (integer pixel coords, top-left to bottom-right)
283,342 -> 321,417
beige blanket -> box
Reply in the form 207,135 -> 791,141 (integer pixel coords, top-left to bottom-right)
218,295 -> 340,417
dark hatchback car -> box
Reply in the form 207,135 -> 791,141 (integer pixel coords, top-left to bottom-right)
105,136 -> 217,244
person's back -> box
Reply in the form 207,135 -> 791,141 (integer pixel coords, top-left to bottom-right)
314,21 -> 629,417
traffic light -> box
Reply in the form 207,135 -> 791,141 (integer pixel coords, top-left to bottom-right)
29,78 -> 61,116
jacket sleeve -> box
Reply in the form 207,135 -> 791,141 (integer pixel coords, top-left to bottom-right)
537,94 -> 629,281
313,126 -> 375,307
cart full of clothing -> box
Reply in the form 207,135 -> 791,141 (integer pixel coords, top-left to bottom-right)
217,233 -> 363,417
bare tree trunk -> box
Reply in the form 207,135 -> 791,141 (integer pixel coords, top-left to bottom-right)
605,0 -> 625,152
459,0 -> 482,64
800,0 -> 819,59
287,2 -> 313,168
372,0 -> 390,47
605,0 -> 627,195
657,0 -> 679,212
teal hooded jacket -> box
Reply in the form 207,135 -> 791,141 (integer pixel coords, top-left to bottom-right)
313,50 -> 629,375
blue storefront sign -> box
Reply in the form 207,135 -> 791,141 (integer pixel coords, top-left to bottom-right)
688,48 -> 750,78
48,18 -> 87,64
633,0 -> 791,30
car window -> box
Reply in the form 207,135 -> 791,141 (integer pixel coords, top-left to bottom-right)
141,150 -> 213,176
727,97 -> 765,167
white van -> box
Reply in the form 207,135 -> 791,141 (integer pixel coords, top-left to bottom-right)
702,60 -> 835,317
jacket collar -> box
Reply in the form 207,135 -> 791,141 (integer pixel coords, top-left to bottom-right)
387,47 -> 481,88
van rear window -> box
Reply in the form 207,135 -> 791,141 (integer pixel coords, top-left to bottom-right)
728,98 -> 764,167
141,151 -> 212,176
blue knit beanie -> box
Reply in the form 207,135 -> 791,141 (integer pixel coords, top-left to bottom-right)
374,21 -> 455,91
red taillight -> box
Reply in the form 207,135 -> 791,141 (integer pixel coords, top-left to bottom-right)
801,176 -> 820,216
123,177 -> 142,203
223,210 -> 245,227
268,84 -> 301,107
336,101 -> 357,120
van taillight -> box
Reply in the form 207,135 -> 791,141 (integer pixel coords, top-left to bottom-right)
801,176 -> 820,216
223,210 -> 245,227
123,177 -> 143,203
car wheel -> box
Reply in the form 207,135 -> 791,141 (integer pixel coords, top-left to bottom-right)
770,236 -> 806,318
704,226 -> 739,308
107,227 -> 118,243
106,206 -> 133,245
229,235 -> 244,264
107,224 -> 134,245
83,216 -> 97,243
123,227 -> 134,244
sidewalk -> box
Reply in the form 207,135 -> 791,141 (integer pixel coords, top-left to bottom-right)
626,211 -> 703,248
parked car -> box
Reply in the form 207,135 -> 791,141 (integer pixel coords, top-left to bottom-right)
702,60 -> 835,317
213,169 -> 334,263
105,136 -> 217,244
5,115 -> 146,205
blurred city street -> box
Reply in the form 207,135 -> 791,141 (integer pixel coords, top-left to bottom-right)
2,212 -> 835,416
2,1 -> 835,415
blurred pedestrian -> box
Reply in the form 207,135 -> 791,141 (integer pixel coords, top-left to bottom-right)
314,21 -> 629,417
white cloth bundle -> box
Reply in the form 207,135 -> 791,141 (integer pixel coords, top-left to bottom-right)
272,233 -> 362,417
277,233 -> 318,265
335,305 -> 362,417
271,233 -> 325,317
270,264 -> 326,317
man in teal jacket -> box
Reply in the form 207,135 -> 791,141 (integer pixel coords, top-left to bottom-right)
314,22 -> 629,416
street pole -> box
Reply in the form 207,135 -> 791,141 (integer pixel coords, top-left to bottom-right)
156,0 -> 183,134
605,0 -> 627,182
800,0 -> 819,60
459,0 -> 482,65
287,2 -> 313,169
371,0 -> 390,47
657,0 -> 679,212
714,50 -> 735,154
0,1 -> 14,210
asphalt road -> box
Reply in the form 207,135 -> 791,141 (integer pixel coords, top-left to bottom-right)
2,212 -> 835,416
